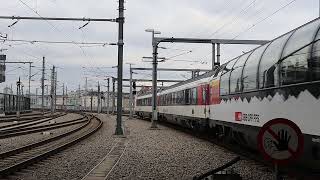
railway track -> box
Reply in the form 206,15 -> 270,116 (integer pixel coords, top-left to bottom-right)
0,112 -> 62,124
0,111 -> 50,119
0,115 -> 87,139
0,113 -> 66,131
0,114 -> 102,178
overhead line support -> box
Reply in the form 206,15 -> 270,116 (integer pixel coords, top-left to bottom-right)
0,16 -> 116,22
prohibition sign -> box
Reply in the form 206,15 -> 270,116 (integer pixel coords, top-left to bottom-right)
257,118 -> 304,165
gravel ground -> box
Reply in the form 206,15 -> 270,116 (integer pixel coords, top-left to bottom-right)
107,118 -> 273,180
0,113 -> 86,153
11,114 -> 273,180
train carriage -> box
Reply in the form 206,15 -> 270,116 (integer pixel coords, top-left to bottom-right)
135,18 -> 320,169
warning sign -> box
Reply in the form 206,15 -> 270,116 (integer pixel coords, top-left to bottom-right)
257,118 -> 304,165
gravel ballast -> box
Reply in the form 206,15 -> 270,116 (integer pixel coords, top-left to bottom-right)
10,114 -> 273,180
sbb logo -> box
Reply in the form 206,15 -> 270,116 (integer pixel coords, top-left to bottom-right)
235,112 -> 242,121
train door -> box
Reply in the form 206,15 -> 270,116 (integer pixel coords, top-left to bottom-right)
197,84 -> 209,119
203,84 -> 209,118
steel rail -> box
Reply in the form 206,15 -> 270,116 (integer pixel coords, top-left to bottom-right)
0,111 -> 49,119
0,114 -> 102,177
0,117 -> 87,138
0,113 -> 52,122
0,113 -> 66,130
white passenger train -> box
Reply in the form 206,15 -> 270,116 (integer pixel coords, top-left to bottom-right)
135,18 -> 320,169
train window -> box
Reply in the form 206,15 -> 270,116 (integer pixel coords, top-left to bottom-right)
220,59 -> 238,95
280,19 -> 319,84
259,32 -> 292,88
191,87 -> 197,105
230,53 -> 251,93
176,92 -> 179,105
242,43 -> 270,91
280,46 -> 311,85
185,89 -> 190,105
282,19 -> 319,58
201,85 -> 209,105
161,95 -> 164,106
310,27 -> 320,81
179,91 -> 185,104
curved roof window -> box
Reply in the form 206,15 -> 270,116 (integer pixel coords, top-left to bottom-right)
279,19 -> 320,85
219,58 -> 238,95
259,32 -> 292,88
229,52 -> 252,93
282,19 -> 320,58
310,22 -> 320,81
242,42 -> 270,91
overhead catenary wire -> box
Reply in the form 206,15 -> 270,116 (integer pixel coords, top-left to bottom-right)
157,0 -> 261,66
16,0 -> 107,68
232,0 -> 297,39
197,0 -> 297,62
0,38 -> 116,46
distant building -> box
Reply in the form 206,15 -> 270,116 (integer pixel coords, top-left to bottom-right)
30,89 -> 130,112
3,87 -> 13,94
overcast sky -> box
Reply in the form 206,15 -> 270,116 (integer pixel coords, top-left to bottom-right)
0,0 -> 318,94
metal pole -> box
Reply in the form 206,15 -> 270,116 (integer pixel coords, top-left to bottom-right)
132,80 -> 136,116
28,63 -> 31,98
66,86 -> 68,110
97,82 -> 100,113
62,83 -> 65,111
151,32 -> 158,129
274,163 -> 280,180
16,77 -> 21,118
115,0 -> 124,135
50,66 -> 55,114
107,78 -> 110,114
112,77 -> 115,114
129,64 -> 133,119
85,77 -> 87,111
54,70 -> 57,113
35,88 -> 38,108
41,57 -> 45,115
46,85 -> 49,109
212,43 -> 216,68
0,15 -> 116,22
217,43 -> 221,66
78,84 -> 80,111
90,89 -> 93,112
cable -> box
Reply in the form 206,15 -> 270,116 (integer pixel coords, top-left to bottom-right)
207,0 -> 259,38
156,1 -> 245,59
0,38 -> 114,45
197,0 -> 297,64
232,0 -> 297,39
17,0 -> 97,67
